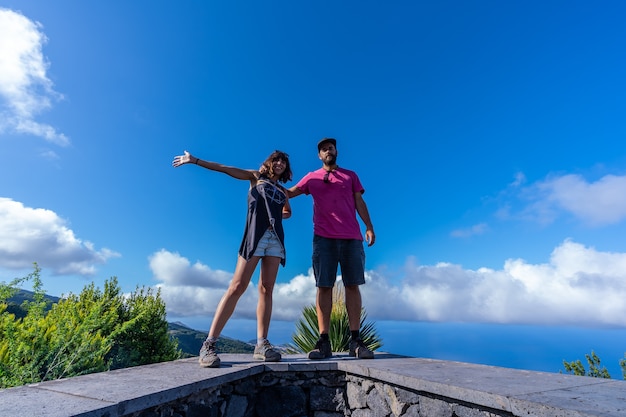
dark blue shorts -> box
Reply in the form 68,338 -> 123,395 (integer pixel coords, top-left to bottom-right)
312,235 -> 365,288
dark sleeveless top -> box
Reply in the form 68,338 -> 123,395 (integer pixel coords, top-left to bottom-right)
238,176 -> 287,266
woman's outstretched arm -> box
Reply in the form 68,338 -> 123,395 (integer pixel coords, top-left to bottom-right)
172,150 -> 258,181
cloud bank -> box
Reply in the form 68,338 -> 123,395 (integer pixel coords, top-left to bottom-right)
0,8 -> 68,145
364,239 -> 626,326
152,239 -> 626,327
0,198 -> 119,275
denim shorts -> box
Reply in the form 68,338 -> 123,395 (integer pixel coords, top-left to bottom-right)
312,235 -> 365,288
253,229 -> 285,259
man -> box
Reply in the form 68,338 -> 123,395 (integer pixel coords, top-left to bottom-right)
288,138 -> 376,359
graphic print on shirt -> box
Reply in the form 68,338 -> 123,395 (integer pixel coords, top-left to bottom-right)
258,180 -> 286,207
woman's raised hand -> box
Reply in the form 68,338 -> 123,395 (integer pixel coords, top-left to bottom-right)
172,150 -> 192,167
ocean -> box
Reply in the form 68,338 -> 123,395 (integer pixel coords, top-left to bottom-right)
213,320 -> 626,379
374,321 -> 626,379
203,318 -> 626,380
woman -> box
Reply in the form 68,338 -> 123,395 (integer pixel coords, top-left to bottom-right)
172,149 -> 292,367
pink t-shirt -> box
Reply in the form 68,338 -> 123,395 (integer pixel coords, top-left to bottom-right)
295,167 -> 364,240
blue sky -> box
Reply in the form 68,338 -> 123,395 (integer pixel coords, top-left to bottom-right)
2,1 -> 626,375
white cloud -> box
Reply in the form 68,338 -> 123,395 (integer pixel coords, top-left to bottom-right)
510,171 -> 526,187
504,172 -> 626,227
535,174 -> 626,226
39,149 -> 60,161
450,222 -> 488,238
152,240 -> 626,327
149,249 -> 233,288
0,198 -> 119,275
0,8 -> 68,145
150,249 -> 318,320
273,272 -> 318,320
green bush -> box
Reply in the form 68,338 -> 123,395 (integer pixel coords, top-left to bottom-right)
562,350 -> 623,380
0,264 -> 180,388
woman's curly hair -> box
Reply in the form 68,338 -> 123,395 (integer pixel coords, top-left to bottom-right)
259,150 -> 292,183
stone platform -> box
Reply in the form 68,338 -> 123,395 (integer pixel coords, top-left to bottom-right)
1,353 -> 624,416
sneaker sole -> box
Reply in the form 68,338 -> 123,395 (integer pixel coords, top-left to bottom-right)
199,358 -> 221,368
349,350 -> 374,359
253,354 -> 282,362
308,352 -> 332,360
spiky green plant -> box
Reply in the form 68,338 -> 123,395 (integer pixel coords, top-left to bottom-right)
287,283 -> 382,354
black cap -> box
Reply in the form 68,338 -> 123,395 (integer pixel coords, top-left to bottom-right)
317,137 -> 337,151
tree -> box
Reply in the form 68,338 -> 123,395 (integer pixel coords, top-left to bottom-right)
562,350 -> 611,379
0,264 -> 180,388
106,283 -> 180,369
288,283 -> 382,354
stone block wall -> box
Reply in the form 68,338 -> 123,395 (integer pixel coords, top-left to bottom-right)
130,371 -> 346,417
130,370 -> 511,417
346,374 -> 505,417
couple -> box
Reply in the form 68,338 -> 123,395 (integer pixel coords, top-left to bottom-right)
172,138 -> 376,368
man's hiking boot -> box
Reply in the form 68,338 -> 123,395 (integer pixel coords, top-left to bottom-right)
198,340 -> 221,368
349,338 -> 374,359
308,338 -> 332,360
253,340 -> 282,362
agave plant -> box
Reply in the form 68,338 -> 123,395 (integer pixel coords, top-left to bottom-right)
287,283 -> 382,354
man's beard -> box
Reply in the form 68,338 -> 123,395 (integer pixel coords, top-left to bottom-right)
324,154 -> 337,165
